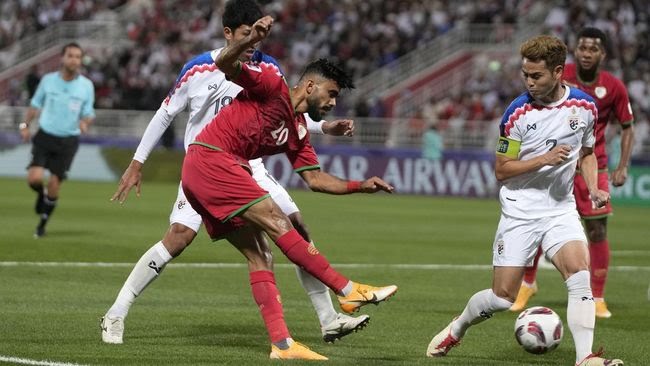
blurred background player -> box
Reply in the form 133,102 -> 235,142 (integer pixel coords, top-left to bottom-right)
427,35 -> 622,366
181,15 -> 397,360
101,0 -> 367,348
512,27 -> 635,319
19,42 -> 95,238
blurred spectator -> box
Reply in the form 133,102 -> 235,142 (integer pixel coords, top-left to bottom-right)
24,65 -> 40,99
422,122 -> 443,160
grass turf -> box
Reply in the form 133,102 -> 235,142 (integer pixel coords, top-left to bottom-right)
0,178 -> 648,365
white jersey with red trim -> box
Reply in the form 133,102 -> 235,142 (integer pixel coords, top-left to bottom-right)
497,86 -> 597,219
133,48 -> 325,163
133,48 -> 240,162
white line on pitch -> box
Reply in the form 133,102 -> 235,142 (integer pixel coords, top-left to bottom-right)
0,261 -> 648,271
611,250 -> 650,256
0,355 -> 87,366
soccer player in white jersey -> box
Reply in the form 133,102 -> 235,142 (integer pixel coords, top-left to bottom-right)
101,0 -> 367,346
427,35 -> 623,366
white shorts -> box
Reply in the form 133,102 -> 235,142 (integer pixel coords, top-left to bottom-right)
170,182 -> 203,232
250,158 -> 299,216
492,211 -> 587,267
169,159 -> 299,232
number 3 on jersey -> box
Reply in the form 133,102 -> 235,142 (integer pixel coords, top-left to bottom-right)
214,96 -> 233,115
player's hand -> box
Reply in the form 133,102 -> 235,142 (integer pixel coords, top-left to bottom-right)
322,119 -> 354,136
19,126 -> 31,142
543,145 -> 571,166
111,160 -> 144,203
248,16 -> 274,44
610,166 -> 628,187
589,189 -> 610,209
360,176 -> 394,194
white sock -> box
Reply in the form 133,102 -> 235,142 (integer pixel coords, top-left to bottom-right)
106,241 -> 173,318
339,281 -> 353,296
451,289 -> 513,339
295,265 -> 337,327
565,270 -> 595,363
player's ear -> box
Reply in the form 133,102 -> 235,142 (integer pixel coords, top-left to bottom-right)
554,64 -> 563,79
223,27 -> 233,41
305,79 -> 315,95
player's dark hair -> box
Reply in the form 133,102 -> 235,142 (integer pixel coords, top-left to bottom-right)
223,0 -> 263,30
61,42 -> 82,55
577,27 -> 607,48
300,58 -> 355,90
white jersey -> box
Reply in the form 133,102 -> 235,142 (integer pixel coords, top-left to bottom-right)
133,48 -> 325,164
496,86 -> 597,219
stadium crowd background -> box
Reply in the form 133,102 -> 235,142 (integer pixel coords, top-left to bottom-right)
1,0 -> 648,156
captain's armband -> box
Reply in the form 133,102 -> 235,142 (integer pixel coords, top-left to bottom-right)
496,137 -> 521,159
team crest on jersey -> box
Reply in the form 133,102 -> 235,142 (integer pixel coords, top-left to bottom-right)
298,124 -> 307,140
569,116 -> 579,130
594,86 -> 607,99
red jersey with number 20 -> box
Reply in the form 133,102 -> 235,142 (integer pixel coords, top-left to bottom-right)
562,63 -> 634,169
194,61 -> 318,171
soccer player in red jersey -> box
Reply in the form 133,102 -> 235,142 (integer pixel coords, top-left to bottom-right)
512,28 -> 635,318
182,16 -> 398,360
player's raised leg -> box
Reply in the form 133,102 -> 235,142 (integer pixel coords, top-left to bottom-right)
226,226 -> 327,360
254,162 -> 370,342
241,197 -> 397,314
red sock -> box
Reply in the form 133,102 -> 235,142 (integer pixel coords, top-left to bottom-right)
523,247 -> 543,285
589,240 -> 610,298
275,229 -> 349,293
250,271 -> 290,343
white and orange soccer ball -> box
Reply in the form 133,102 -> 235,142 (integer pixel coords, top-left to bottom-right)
514,306 -> 563,354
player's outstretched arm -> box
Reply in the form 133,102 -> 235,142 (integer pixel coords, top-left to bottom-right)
299,169 -> 394,195
216,16 -> 274,79
110,160 -> 144,203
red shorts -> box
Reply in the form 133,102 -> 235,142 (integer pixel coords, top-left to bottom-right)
573,171 -> 612,219
181,144 -> 270,240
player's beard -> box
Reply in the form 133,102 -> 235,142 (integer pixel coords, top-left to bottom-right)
577,64 -> 599,83
306,95 -> 322,121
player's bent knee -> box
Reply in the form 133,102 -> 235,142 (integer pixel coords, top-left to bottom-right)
163,223 -> 197,257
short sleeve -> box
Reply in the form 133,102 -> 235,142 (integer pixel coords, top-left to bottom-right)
30,76 -> 46,109
582,108 -> 596,148
286,137 -> 320,172
496,97 -> 526,158
81,81 -> 95,118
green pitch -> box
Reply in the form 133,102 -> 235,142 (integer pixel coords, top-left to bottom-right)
0,178 -> 648,365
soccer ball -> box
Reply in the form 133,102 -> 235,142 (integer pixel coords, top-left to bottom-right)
514,306 -> 563,354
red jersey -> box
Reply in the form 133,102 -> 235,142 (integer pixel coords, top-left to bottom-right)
563,63 -> 634,169
194,61 -> 319,171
